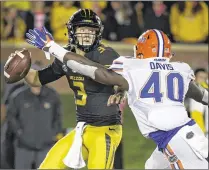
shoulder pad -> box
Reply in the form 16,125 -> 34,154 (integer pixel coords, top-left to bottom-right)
97,44 -> 117,53
63,44 -> 75,52
171,61 -> 194,79
172,61 -> 191,70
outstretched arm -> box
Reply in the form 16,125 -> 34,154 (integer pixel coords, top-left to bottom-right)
25,27 -> 129,91
62,51 -> 129,91
186,81 -> 208,105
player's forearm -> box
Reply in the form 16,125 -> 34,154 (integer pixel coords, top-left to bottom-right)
65,54 -> 128,90
24,69 -> 42,87
64,53 -> 128,90
47,42 -> 129,90
47,42 -> 102,68
95,69 -> 129,91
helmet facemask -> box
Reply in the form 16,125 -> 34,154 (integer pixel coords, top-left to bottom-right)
66,9 -> 104,52
74,26 -> 99,49
67,23 -> 103,52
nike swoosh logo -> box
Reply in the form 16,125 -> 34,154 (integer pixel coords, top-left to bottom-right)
109,128 -> 116,131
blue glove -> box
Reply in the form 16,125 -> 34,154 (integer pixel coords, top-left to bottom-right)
26,27 -> 54,51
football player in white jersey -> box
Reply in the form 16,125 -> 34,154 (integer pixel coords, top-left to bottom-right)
25,27 -> 208,169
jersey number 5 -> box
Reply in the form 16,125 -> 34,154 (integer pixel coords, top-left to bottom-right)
139,72 -> 184,103
73,81 -> 87,106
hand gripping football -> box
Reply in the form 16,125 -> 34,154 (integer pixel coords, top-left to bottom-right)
4,48 -> 32,84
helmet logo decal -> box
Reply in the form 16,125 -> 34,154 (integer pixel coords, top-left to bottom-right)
138,36 -> 147,43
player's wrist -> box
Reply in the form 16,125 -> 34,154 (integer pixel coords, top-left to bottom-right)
45,40 -> 55,48
48,42 -> 68,62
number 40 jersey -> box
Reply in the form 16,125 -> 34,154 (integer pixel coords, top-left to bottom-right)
109,56 -> 195,137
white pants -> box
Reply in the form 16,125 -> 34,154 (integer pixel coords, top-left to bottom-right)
145,124 -> 208,169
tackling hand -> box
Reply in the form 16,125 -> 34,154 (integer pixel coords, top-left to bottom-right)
107,92 -> 126,106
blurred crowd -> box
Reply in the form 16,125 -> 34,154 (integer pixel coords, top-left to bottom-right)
1,1 -> 209,44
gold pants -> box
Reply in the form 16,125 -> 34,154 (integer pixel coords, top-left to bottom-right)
39,124 -> 122,169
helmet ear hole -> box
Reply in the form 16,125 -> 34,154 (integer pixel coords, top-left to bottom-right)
138,53 -> 144,59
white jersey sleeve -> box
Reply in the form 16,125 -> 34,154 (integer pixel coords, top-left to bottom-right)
108,56 -> 134,93
108,56 -> 132,75
184,63 -> 195,80
171,62 -> 195,81
108,56 -> 125,75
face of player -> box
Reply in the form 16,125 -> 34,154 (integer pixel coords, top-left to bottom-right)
195,71 -> 208,84
75,26 -> 98,46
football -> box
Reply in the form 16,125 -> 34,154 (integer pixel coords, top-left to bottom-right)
4,48 -> 31,84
